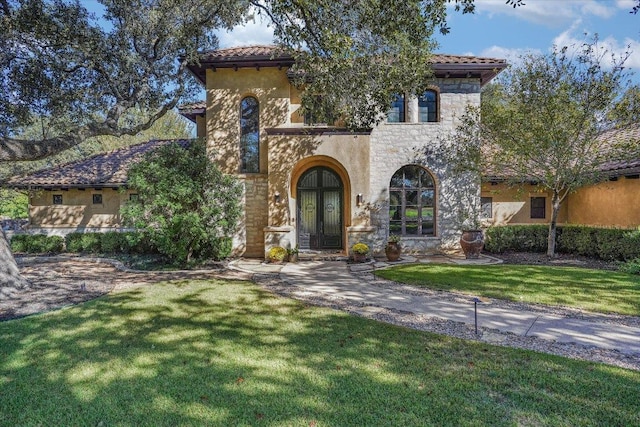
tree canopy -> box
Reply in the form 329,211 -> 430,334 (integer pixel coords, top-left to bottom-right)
0,0 -> 499,162
450,40 -> 640,257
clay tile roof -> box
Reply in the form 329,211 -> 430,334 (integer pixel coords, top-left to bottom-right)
199,45 -> 292,62
7,139 -> 192,189
188,45 -> 508,86
178,101 -> 206,123
431,54 -> 507,66
597,126 -> 640,174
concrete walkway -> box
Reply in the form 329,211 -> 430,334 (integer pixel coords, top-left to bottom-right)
230,257 -> 640,356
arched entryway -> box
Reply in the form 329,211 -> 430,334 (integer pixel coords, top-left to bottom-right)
297,167 -> 343,250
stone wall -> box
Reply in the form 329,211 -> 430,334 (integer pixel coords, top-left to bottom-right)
235,175 -> 269,257
367,78 -> 482,255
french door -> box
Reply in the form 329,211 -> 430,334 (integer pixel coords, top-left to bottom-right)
297,167 -> 343,250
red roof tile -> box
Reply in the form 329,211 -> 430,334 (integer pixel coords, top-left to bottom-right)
7,139 -> 192,189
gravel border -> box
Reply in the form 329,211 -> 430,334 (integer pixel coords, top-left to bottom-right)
253,271 -> 640,372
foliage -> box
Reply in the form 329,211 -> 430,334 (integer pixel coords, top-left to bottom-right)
10,234 -> 64,253
267,246 -> 288,262
0,110 -> 192,185
0,0 -> 506,163
558,226 -> 640,261
485,225 -> 640,262
2,278 -> 639,425
352,243 -> 369,255
619,258 -> 640,275
0,189 -> 28,218
377,264 -> 640,316
450,40 -> 640,257
388,234 -> 401,243
121,140 -> 241,265
0,0 -> 238,161
484,225 -> 549,253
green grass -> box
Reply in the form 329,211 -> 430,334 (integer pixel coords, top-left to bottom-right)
1,278 -> 639,426
376,264 -> 640,316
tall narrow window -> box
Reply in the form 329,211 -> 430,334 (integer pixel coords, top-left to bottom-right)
480,196 -> 493,219
419,90 -> 438,122
530,197 -> 546,219
389,165 -> 436,236
240,96 -> 259,173
387,94 -> 406,123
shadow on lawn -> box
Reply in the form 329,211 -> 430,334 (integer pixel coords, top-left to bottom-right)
1,277 -> 639,426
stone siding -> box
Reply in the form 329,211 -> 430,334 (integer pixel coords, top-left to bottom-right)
236,175 -> 269,257
367,79 -> 482,255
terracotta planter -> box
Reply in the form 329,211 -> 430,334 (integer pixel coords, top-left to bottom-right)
460,230 -> 484,259
385,242 -> 401,262
353,253 -> 367,263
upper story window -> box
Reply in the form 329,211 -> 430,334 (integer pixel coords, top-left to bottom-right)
419,90 -> 438,122
240,96 -> 259,173
389,165 -> 436,236
387,94 -> 406,123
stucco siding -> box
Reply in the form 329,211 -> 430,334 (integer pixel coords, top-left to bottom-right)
480,183 -> 569,225
28,188 -> 134,229
567,177 -> 640,227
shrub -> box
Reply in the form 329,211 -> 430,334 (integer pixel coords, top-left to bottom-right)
121,139 -> 241,265
65,233 -> 84,253
100,232 -> 126,253
267,246 -> 288,263
10,234 -> 63,253
10,234 -> 28,252
484,225 -> 547,253
487,224 -> 640,262
81,233 -> 102,253
619,258 -> 640,275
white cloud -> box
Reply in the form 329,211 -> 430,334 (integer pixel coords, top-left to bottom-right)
616,0 -> 636,11
478,46 -> 543,67
216,17 -> 274,48
474,0 -> 616,27
552,21 -> 640,70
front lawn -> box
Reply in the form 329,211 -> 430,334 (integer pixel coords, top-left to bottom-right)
376,264 -> 640,316
1,278 -> 638,426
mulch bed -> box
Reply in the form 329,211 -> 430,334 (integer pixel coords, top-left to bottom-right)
0,257 -> 249,322
495,251 -> 621,271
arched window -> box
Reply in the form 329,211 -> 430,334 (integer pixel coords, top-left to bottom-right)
389,165 -> 436,236
240,96 -> 259,173
418,90 -> 438,122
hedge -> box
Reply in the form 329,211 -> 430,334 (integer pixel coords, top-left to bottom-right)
11,231 -> 157,255
484,225 -> 640,261
10,234 -> 64,254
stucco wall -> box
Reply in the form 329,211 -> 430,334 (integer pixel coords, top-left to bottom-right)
28,188 -> 134,229
480,183 -> 568,226
205,68 -> 488,256
567,177 -> 640,227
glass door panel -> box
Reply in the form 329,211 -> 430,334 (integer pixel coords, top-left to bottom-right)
321,190 -> 342,248
298,190 -> 317,250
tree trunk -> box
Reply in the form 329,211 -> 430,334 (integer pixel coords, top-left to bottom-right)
0,229 -> 30,296
546,192 -> 562,258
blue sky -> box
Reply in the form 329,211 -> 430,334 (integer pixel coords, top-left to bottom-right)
217,0 -> 640,80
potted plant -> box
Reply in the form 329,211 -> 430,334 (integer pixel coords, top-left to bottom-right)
351,242 -> 369,263
385,234 -> 401,261
267,246 -> 288,264
459,216 -> 484,259
287,246 -> 299,262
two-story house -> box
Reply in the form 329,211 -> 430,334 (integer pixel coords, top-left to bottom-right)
183,45 -> 507,257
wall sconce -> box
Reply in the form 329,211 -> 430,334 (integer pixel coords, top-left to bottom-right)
356,193 -> 364,206
274,191 -> 281,204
